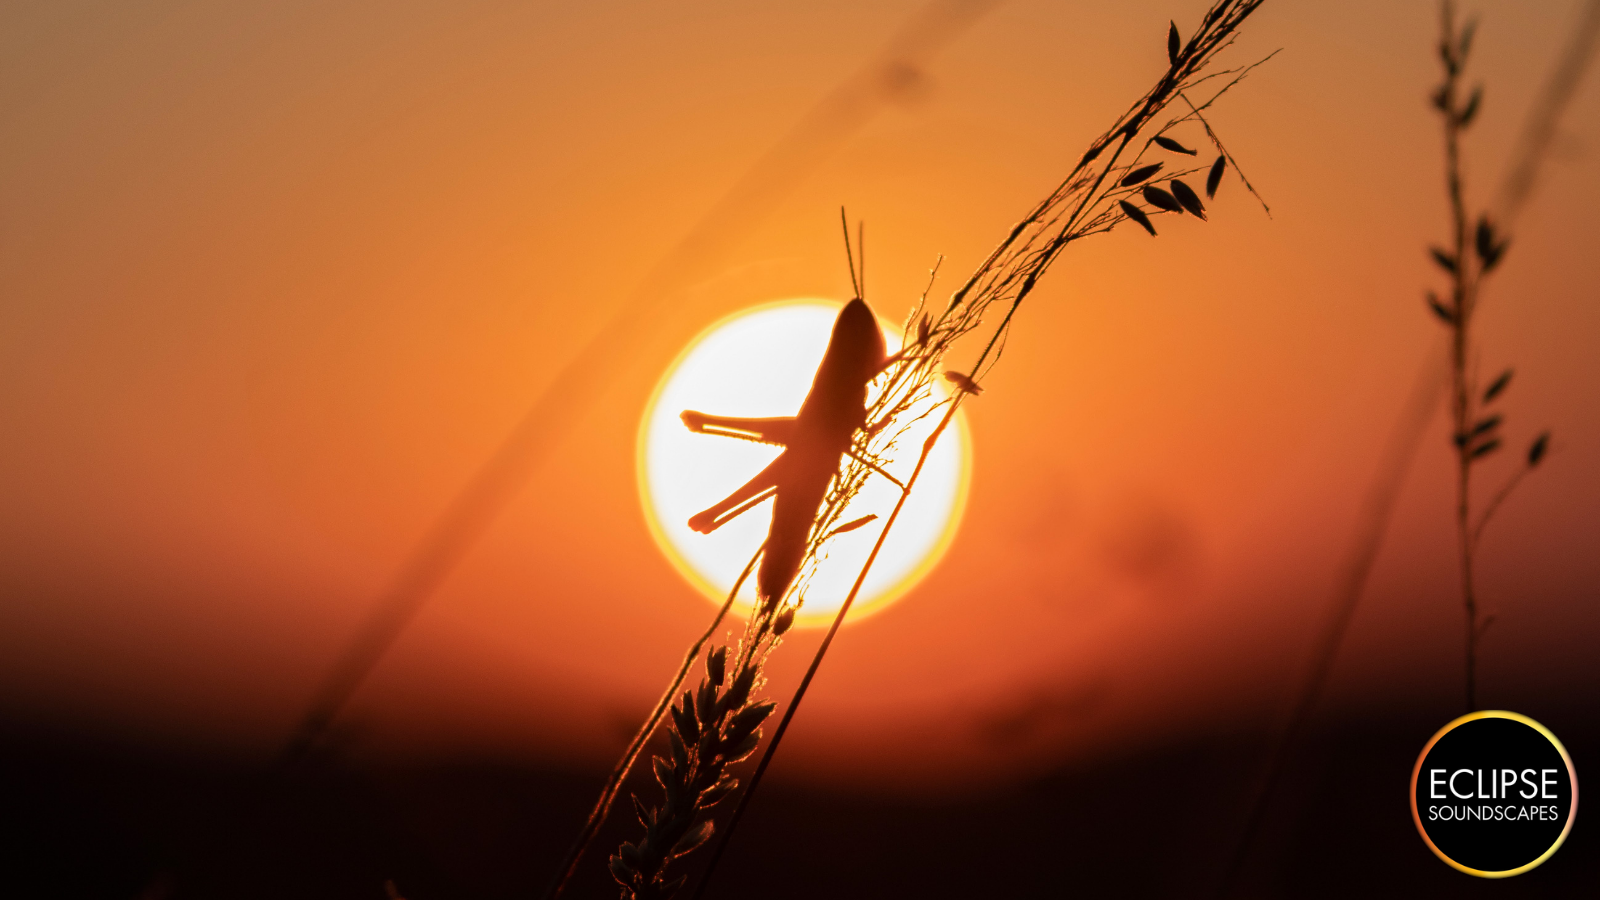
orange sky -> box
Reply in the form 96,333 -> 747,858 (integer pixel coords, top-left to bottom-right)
2,0 -> 1598,792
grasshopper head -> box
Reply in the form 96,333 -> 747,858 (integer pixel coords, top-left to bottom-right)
830,297 -> 887,388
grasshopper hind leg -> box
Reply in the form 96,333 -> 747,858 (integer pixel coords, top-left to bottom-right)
687,457 -> 784,534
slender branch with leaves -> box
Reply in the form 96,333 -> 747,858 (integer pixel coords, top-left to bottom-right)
1425,1 -> 1551,714
548,3 -> 1275,897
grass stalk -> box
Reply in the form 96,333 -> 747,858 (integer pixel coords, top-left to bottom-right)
576,3 -> 1274,896
542,549 -> 761,900
1429,1 -> 1550,713
1213,5 -> 1591,892
691,395 -> 965,900
1437,0 -> 1483,712
691,0 -> 1273,893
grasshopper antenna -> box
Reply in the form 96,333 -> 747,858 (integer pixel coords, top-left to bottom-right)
857,219 -> 866,300
840,206 -> 861,298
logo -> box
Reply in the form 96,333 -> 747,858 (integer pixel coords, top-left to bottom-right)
1411,711 -> 1577,877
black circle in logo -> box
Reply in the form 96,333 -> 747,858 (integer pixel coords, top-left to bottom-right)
1411,711 -> 1577,877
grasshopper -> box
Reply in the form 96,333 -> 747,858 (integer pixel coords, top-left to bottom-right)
680,298 -> 889,606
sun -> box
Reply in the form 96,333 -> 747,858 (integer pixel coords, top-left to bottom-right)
638,300 -> 969,626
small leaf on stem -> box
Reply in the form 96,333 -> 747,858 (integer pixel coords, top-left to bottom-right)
1427,292 -> 1454,324
1483,369 -> 1512,402
724,729 -> 761,763
723,665 -> 756,712
773,609 -> 795,636
730,701 -> 777,738
1167,21 -> 1181,65
1142,185 -> 1182,212
683,690 -> 701,732
673,695 -> 699,744
1475,217 -> 1495,260
1120,163 -> 1163,187
829,514 -> 879,537
668,729 -> 688,770
1469,415 -> 1501,438
1528,432 -> 1549,466
622,841 -> 645,870
1458,86 -> 1482,126
700,774 -> 738,808
1154,135 -> 1197,155
1482,238 -> 1508,272
697,679 -> 718,729
671,820 -> 714,857
707,646 -> 726,686
1170,179 -> 1206,218
1469,438 -> 1501,460
1430,247 -> 1458,273
943,370 -> 984,395
1119,200 -> 1157,236
1206,154 -> 1226,198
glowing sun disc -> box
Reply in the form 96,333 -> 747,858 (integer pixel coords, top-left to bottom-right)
639,300 -> 969,626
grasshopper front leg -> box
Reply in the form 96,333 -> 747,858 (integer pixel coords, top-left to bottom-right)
687,457 -> 784,534
681,411 -> 798,447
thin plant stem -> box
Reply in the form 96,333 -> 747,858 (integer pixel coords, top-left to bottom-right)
593,3 -> 1273,895
1211,346 -> 1447,898
1497,0 -> 1600,220
1472,466 -> 1526,548
841,207 -> 861,297
543,548 -> 762,900
1214,1 -> 1575,885
1434,0 -> 1556,715
691,397 -> 965,900
688,2 -> 1272,893
1438,0 -> 1482,713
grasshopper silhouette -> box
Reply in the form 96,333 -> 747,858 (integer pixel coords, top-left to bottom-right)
681,298 -> 887,605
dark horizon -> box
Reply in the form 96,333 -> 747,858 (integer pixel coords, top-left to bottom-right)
5,696 -> 1594,898
3,1 -> 1597,896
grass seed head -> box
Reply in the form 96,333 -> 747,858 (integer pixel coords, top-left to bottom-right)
1170,179 -> 1207,218
1482,369 -> 1512,402
1121,163 -> 1164,186
1155,135 -> 1197,155
1206,154 -> 1227,197
1528,432 -> 1550,467
1142,184 -> 1183,212
1120,200 -> 1157,235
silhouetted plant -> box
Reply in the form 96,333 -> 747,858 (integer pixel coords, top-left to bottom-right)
1209,6 -> 1596,895
547,3 -> 1275,898
1427,1 -> 1552,712
693,3 -> 1276,896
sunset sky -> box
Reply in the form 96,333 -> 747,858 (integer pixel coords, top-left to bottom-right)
3,0 -> 1598,800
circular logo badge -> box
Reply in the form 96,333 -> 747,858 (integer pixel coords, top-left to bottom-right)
1411,711 -> 1577,877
